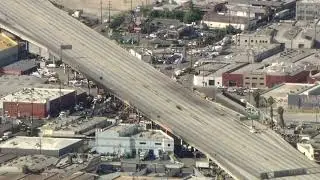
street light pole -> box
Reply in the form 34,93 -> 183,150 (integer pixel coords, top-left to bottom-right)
60,44 -> 72,85
31,88 -> 34,136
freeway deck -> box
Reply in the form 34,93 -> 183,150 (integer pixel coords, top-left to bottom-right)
0,1 -> 320,179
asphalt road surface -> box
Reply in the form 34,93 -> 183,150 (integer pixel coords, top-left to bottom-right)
1,1 -> 320,179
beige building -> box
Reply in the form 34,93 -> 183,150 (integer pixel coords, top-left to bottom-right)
296,0 -> 320,21
243,72 -> 266,89
237,28 -> 275,46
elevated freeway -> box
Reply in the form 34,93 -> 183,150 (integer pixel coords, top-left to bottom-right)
0,1 -> 320,179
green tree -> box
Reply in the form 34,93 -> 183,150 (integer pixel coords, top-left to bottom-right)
140,7 -> 151,17
183,8 -> 203,23
109,15 -> 125,29
226,25 -> 242,35
253,90 -> 260,108
277,106 -> 285,128
268,96 -> 275,128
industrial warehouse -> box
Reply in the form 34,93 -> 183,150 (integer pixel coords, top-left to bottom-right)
1,88 -> 76,118
0,136 -> 83,157
0,0 -> 320,179
95,124 -> 174,158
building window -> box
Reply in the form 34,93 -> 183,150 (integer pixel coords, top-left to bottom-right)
140,142 -> 146,145
260,78 -> 264,80
155,143 -> 162,146
245,82 -> 250,85
251,40 -> 253,43
260,83 -> 264,85
168,144 -> 171,147
208,80 -> 215,85
245,77 -> 250,79
252,83 -> 257,87
252,77 -> 257,80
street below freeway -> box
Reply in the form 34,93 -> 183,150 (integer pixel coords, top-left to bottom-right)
1,1 -> 320,179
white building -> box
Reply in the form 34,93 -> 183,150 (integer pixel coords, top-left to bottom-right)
193,63 -> 225,87
193,72 -> 222,87
201,13 -> 257,30
95,124 -> 174,158
129,48 -> 152,62
225,4 -> 269,19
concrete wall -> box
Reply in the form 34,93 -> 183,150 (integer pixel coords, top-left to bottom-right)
28,42 -> 50,59
129,49 -> 142,60
0,45 -> 18,67
0,148 -> 59,157
49,91 -> 76,115
0,140 -> 82,157
297,143 -> 314,161
58,139 -> 83,156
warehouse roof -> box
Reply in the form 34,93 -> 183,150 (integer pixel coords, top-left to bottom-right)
202,13 -> 255,24
0,136 -> 82,151
132,130 -> 173,140
1,87 -> 75,104
0,33 -> 17,51
262,83 -> 314,100
99,124 -> 172,140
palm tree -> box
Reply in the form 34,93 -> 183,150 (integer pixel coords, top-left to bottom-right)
277,106 -> 285,128
268,96 -> 275,129
253,90 -> 260,108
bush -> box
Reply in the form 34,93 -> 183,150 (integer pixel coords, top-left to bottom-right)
110,15 -> 125,29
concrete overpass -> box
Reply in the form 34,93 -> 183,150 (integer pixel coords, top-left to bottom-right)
0,1 -> 320,179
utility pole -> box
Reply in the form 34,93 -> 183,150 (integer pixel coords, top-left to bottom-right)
108,0 -> 111,24
100,0 -> 103,24
247,0 -> 251,31
31,88 -> 34,136
314,18 -> 320,48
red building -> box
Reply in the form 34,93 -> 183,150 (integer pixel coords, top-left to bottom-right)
2,88 -> 76,119
222,63 -> 310,88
